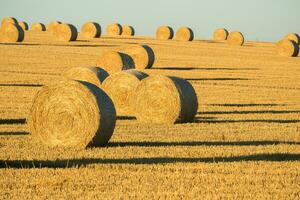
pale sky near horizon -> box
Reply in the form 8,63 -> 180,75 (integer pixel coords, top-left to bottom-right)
0,0 -> 299,42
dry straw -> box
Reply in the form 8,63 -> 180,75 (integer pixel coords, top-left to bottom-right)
156,26 -> 174,40
1,17 -> 18,27
102,70 -> 148,116
28,80 -> 116,148
18,21 -> 29,31
121,25 -> 135,37
227,31 -> 244,46
64,67 -> 109,88
284,33 -> 300,44
46,21 -> 62,32
0,23 -> 24,43
106,23 -> 122,36
53,23 -> 78,42
276,40 -> 299,57
96,51 -> 134,75
30,23 -> 46,31
213,28 -> 229,41
81,22 -> 102,39
175,27 -> 194,41
123,45 -> 155,69
131,75 -> 198,124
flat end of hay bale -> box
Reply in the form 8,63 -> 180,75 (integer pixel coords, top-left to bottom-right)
81,22 -> 102,39
121,25 -> 135,37
124,45 -> 155,69
46,21 -> 62,32
175,27 -> 194,41
53,23 -> 78,42
213,28 -> 229,41
30,23 -> 46,31
227,31 -> 245,46
106,23 -> 122,36
277,39 -> 299,57
0,23 -> 24,43
156,26 -> 174,40
1,17 -> 18,27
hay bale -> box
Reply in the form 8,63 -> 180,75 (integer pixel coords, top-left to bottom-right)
46,21 -> 62,32
106,23 -> 122,36
0,23 -> 24,43
156,26 -> 174,40
213,28 -> 229,41
102,70 -> 148,116
81,22 -> 101,39
64,67 -> 109,88
96,51 -> 134,75
1,17 -> 18,27
175,27 -> 194,41
284,33 -> 300,44
124,45 -> 155,69
30,23 -> 46,31
18,21 -> 29,31
53,23 -> 78,42
122,25 -> 135,37
28,80 -> 116,148
131,75 -> 198,124
276,39 -> 299,57
227,31 -> 244,46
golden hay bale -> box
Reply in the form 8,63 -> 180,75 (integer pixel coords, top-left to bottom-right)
121,25 -> 135,37
106,23 -> 122,36
1,17 -> 18,27
96,51 -> 134,75
131,75 -> 198,124
175,27 -> 194,41
284,33 -> 300,44
30,22 -> 46,31
227,31 -> 244,46
124,45 -> 155,69
102,70 -> 148,116
18,21 -> 29,31
28,80 -> 116,148
156,26 -> 174,40
53,23 -> 78,42
213,28 -> 229,41
0,23 -> 25,43
276,39 -> 299,57
64,67 -> 109,88
46,21 -> 62,32
81,22 -> 101,39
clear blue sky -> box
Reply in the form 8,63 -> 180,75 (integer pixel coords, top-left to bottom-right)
1,0 -> 299,42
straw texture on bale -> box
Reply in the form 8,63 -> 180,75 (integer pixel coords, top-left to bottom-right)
81,22 -> 101,39
124,45 -> 155,69
53,23 -> 78,42
156,26 -> 174,40
30,23 -> 46,31
102,70 -> 148,116
28,80 -> 116,148
96,51 -> 134,75
175,27 -> 194,41
276,40 -> 299,57
1,17 -> 17,27
18,21 -> 29,31
213,28 -> 229,41
121,25 -> 135,37
131,75 -> 198,124
0,23 -> 25,43
227,31 -> 244,46
46,21 -> 61,32
106,23 -> 122,36
64,67 -> 109,88
284,33 -> 300,44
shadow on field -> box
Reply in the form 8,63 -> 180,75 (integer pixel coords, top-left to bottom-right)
153,67 -> 259,71
0,119 -> 26,125
117,116 -> 136,120
0,131 -> 29,136
198,110 -> 300,115
0,84 -> 42,87
1,153 -> 300,168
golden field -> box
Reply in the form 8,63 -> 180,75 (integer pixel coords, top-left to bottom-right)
0,31 -> 300,199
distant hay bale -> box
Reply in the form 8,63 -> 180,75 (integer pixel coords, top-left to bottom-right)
30,23 -> 46,31
213,28 -> 229,41
18,21 -> 29,31
96,51 -> 134,75
1,17 -> 18,27
46,21 -> 62,32
81,22 -> 102,39
124,45 -> 155,69
106,23 -> 122,36
131,75 -> 198,124
227,31 -> 244,46
102,70 -> 148,116
28,80 -> 116,148
53,23 -> 78,42
175,27 -> 194,41
64,67 -> 109,88
276,40 -> 299,57
0,23 -> 24,43
156,26 -> 174,40
122,25 -> 135,37
284,33 -> 300,44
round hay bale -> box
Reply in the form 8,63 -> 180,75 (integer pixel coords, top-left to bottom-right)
53,23 -> 78,42
81,22 -> 101,39
175,27 -> 194,41
102,70 -> 148,116
122,25 -> 135,37
30,23 -> 46,31
28,80 -> 116,148
18,21 -> 29,31
284,33 -> 300,44
1,17 -> 18,27
106,23 -> 122,36
96,51 -> 134,75
227,31 -> 244,46
156,26 -> 174,40
64,67 -> 109,88
0,23 -> 25,43
213,28 -> 229,41
276,39 -> 299,57
124,45 -> 155,69
46,21 -> 61,32
131,75 -> 198,124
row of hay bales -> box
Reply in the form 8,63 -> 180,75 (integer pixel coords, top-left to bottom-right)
156,26 -> 194,41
